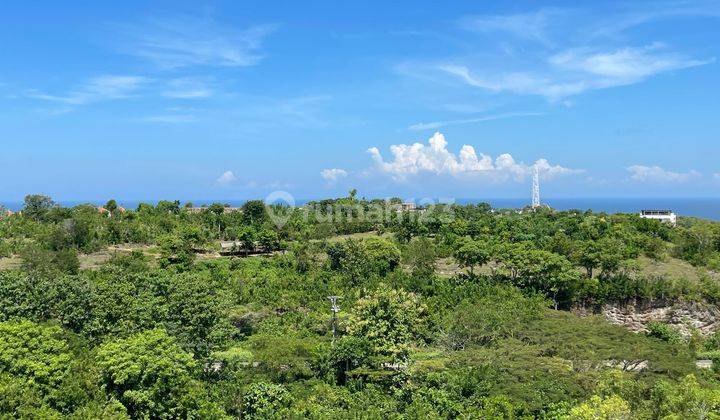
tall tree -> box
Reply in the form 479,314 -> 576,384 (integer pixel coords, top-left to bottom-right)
22,194 -> 55,221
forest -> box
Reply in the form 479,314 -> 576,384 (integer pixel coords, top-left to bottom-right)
2,193 -> 720,419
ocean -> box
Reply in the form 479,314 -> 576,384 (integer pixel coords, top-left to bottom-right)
2,198 -> 720,221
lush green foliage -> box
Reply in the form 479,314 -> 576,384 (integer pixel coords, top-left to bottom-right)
1,194 -> 720,418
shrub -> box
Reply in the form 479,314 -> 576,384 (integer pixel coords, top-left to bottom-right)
646,321 -> 682,344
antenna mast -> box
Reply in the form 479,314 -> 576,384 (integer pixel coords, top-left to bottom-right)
531,165 -> 541,209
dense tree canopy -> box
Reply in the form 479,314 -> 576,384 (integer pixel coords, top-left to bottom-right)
1,195 -> 720,418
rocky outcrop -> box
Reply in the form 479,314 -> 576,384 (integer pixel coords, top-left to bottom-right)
574,299 -> 720,337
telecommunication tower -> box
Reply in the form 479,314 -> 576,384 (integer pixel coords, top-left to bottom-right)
531,165 -> 541,209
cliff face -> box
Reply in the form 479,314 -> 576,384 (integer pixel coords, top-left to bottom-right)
574,300 -> 720,338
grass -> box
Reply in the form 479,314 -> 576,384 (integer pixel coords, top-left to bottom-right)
323,231 -> 393,243
435,254 -> 718,284
634,255 -> 717,282
0,256 -> 21,271
0,244 -> 163,271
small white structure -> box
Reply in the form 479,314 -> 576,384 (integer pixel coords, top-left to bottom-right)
392,202 -> 416,212
640,210 -> 677,226
696,359 -> 714,369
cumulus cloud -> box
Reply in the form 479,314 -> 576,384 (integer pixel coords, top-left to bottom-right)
367,132 -> 580,182
627,165 -> 701,183
216,170 -> 237,185
320,168 -> 348,182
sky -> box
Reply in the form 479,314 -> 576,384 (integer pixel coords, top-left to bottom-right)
1,0 -> 719,203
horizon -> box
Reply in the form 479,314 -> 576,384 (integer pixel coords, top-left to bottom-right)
2,1 -> 719,199
4,195 -> 720,221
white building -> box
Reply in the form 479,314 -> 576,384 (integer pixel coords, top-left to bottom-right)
392,202 -> 416,212
639,210 -> 677,226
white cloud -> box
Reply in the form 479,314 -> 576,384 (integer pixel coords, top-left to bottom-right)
459,8 -> 564,45
162,78 -> 214,98
368,131 -> 580,182
27,75 -> 148,105
216,170 -> 237,185
627,165 -> 701,183
715,173 -> 720,180
320,168 -> 348,182
408,111 -> 542,131
549,44 -> 711,82
121,17 -> 278,69
439,64 -> 589,100
404,6 -> 716,101
590,3 -> 720,38
439,44 -> 710,100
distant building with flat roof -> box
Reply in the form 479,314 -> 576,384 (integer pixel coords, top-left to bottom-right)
640,209 -> 677,226
392,202 -> 416,212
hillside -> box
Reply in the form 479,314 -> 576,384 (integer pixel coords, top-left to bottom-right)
1,196 -> 720,418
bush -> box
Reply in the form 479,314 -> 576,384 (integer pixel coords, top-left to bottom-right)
243,382 -> 291,419
646,321 -> 682,344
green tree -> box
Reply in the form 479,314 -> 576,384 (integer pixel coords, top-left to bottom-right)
242,382 -> 291,419
362,237 -> 401,276
346,284 -> 426,362
22,194 -> 56,221
573,240 -> 603,278
207,203 -> 226,236
237,226 -> 258,256
241,200 -> 268,226
441,285 -> 547,349
404,236 -> 437,278
96,329 -> 199,419
646,321 -> 682,344
567,395 -> 631,420
105,199 -> 118,214
650,375 -> 720,419
452,237 -> 490,276
0,321 -> 85,413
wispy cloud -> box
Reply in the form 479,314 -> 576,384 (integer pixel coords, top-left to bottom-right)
549,43 -> 711,81
162,78 -> 214,98
404,5 -> 716,101
27,75 -> 148,105
458,8 -> 566,46
438,43 -> 711,100
627,165 -> 701,183
320,168 -> 348,182
216,170 -> 237,185
237,95 -> 333,129
408,111 -> 543,131
119,17 -> 278,69
590,1 -> 720,38
368,131 -> 581,182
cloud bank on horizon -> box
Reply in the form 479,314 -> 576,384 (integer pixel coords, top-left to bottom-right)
366,132 -> 581,182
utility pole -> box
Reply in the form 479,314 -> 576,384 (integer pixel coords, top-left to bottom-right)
328,295 -> 340,342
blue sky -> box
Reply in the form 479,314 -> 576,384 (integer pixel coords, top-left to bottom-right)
1,0 -> 719,202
